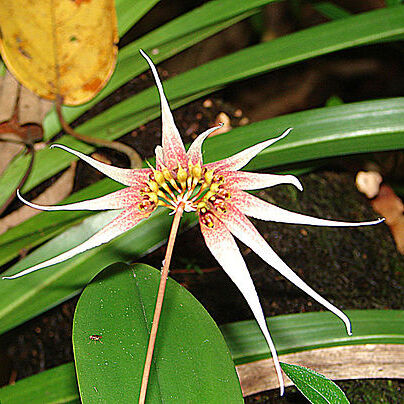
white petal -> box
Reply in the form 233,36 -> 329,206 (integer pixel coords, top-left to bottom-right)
17,186 -> 143,212
200,216 -> 285,395
220,205 -> 353,335
50,144 -> 151,186
140,49 -> 187,169
223,171 -> 303,191
232,191 -> 384,227
205,128 -> 292,172
187,124 -> 223,165
3,208 -> 149,279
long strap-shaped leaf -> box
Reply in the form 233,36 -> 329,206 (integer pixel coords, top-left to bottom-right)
1,6 -> 403,207
115,0 -> 160,37
0,310 -> 402,402
1,97 -> 403,269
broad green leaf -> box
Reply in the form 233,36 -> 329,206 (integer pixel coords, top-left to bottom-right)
280,362 -> 350,404
1,310 -> 402,402
73,263 -> 243,403
1,6 -> 403,206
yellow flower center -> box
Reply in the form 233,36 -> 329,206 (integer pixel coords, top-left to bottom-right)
137,163 -> 231,225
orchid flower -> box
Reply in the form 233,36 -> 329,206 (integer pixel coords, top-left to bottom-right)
3,50 -> 383,396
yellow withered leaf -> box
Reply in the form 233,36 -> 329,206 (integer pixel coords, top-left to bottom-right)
0,0 -> 118,105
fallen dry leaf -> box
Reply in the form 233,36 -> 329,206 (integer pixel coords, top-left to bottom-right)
0,70 -> 19,123
237,344 -> 404,396
0,70 -> 52,175
0,0 -> 117,105
0,70 -> 53,129
0,162 -> 76,235
371,184 -> 404,254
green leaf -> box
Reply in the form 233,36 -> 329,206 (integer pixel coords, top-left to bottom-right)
115,0 -> 160,37
1,310 -> 402,402
0,210 -> 196,335
221,310 -> 404,365
0,59 -> 5,76
385,0 -> 402,7
73,263 -> 243,403
325,95 -> 344,107
2,6 -> 403,207
312,2 -> 350,20
0,363 -> 79,404
280,362 -> 350,404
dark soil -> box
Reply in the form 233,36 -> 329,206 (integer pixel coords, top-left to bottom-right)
1,1 -> 404,403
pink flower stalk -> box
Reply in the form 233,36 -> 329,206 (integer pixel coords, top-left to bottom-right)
4,50 -> 383,395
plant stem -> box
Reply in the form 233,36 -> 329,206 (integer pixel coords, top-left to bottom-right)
55,97 -> 142,168
138,202 -> 185,404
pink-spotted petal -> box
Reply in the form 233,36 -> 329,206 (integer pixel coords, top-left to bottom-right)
222,171 -> 303,191
187,124 -> 223,166
204,128 -> 292,172
219,205 -> 353,335
51,144 -> 151,187
17,186 -> 144,212
231,190 -> 384,227
199,215 -> 285,396
140,50 -> 187,169
3,207 -> 150,279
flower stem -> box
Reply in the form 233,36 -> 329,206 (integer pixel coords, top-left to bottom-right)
138,202 -> 185,404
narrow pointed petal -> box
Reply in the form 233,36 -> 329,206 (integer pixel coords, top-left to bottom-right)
231,190 -> 384,227
51,144 -> 151,186
3,208 -> 150,279
219,205 -> 353,335
204,128 -> 292,172
140,50 -> 187,169
187,124 -> 223,166
17,186 -> 144,212
199,216 -> 285,395
223,171 -> 303,191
